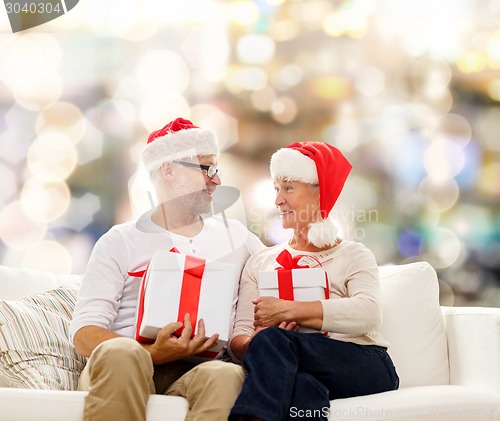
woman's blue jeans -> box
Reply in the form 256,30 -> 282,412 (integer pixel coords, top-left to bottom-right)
229,327 -> 399,421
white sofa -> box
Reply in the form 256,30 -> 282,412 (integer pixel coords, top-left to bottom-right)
0,262 -> 499,421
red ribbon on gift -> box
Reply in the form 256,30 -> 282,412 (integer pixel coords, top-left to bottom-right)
174,253 -> 206,337
275,249 -> 330,301
168,249 -> 219,358
129,263 -> 151,343
275,249 -> 308,300
274,249 -> 331,336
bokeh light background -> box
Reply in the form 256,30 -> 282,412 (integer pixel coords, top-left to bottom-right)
1,0 -> 499,307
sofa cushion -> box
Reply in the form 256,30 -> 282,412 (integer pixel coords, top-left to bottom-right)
0,389 -> 190,421
0,281 -> 87,390
331,385 -> 500,420
378,262 -> 449,388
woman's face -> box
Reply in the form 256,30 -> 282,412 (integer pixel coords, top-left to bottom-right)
274,178 -> 321,231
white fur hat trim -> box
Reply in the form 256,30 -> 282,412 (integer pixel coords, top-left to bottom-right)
270,148 -> 318,183
308,217 -> 338,247
140,128 -> 219,172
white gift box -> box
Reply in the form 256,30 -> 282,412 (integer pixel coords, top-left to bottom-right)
134,250 -> 236,357
258,267 -> 329,333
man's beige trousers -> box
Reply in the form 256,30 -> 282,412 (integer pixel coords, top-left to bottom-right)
78,337 -> 245,421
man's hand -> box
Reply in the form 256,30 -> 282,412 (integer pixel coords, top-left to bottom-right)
145,313 -> 218,365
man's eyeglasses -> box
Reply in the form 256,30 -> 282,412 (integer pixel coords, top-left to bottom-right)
175,161 -> 220,179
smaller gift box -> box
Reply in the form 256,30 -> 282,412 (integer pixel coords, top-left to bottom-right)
133,249 -> 236,360
258,250 -> 329,333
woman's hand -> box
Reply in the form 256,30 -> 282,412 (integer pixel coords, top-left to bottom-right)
253,296 -> 325,331
278,321 -> 300,331
230,322 -> 299,361
253,296 -> 294,328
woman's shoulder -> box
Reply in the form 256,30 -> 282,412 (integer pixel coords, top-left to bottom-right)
338,239 -> 373,254
334,239 -> 378,265
245,243 -> 286,269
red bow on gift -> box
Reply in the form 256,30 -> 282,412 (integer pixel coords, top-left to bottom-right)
274,249 -> 330,301
275,249 -> 308,301
276,249 -> 309,270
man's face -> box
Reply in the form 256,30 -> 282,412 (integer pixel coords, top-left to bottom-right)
167,154 -> 221,215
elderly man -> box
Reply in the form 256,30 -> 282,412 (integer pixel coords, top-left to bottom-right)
69,118 -> 264,421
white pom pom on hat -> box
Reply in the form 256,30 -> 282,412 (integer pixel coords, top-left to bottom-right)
140,117 -> 219,172
270,141 -> 352,247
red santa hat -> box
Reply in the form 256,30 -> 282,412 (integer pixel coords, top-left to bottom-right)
140,117 -> 219,172
270,141 -> 352,247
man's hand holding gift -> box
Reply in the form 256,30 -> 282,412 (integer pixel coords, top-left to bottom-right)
144,313 -> 219,365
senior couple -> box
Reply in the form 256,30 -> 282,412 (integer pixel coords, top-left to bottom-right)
69,117 -> 399,421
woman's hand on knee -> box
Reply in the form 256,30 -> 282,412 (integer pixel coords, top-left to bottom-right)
278,321 -> 300,331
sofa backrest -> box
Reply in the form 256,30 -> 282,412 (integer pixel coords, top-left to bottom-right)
378,262 -> 449,388
0,266 -> 80,300
0,262 -> 450,389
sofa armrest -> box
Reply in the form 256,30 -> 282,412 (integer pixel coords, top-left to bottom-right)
441,306 -> 500,395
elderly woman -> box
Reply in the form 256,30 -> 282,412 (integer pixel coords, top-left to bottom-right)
228,142 -> 399,421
